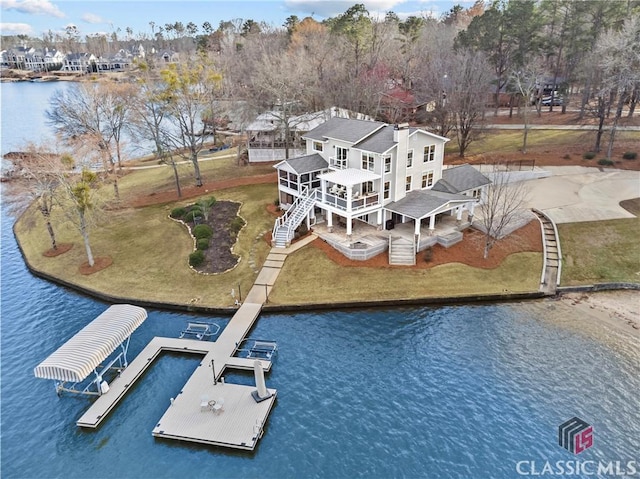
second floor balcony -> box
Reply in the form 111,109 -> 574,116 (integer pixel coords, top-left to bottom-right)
316,167 -> 382,213
314,189 -> 380,212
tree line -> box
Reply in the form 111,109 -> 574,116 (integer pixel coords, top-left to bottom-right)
4,1 -> 639,267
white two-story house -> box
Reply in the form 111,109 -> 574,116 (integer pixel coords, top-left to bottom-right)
272,117 -> 490,262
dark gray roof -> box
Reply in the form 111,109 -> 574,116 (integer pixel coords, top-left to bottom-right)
432,164 -> 491,194
274,153 -> 328,174
354,126 -> 447,154
303,117 -> 386,144
353,125 -> 396,153
385,190 -> 470,219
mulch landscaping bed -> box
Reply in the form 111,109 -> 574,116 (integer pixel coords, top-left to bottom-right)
79,256 -> 113,275
181,200 -> 243,274
43,243 -> 73,257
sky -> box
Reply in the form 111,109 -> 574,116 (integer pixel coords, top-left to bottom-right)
0,0 -> 470,38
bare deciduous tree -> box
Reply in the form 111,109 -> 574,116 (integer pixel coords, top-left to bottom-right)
449,49 -> 492,157
594,17 -> 640,160
47,82 -> 128,200
246,47 -> 319,159
508,64 -> 545,153
129,63 -> 184,197
477,164 -> 530,259
2,142 -> 66,251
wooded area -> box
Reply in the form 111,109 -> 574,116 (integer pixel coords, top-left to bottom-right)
5,1 -> 639,159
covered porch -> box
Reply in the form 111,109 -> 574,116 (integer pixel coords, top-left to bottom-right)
385,190 -> 478,251
312,211 -> 473,261
317,168 -> 382,237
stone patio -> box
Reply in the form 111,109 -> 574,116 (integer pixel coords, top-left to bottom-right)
311,213 -> 473,261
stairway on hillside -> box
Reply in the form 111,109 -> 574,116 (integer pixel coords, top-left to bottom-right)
532,209 -> 561,294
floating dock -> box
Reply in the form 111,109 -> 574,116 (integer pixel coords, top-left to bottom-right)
73,238 -> 317,450
152,377 -> 276,450
76,302 -> 275,450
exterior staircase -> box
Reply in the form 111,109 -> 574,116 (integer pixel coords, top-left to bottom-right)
388,236 -> 416,265
272,187 -> 316,248
532,209 -> 562,294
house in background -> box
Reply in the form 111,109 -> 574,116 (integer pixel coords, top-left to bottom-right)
378,84 -> 430,124
2,46 -> 31,69
272,117 -> 491,264
246,106 -> 371,163
61,53 -> 96,72
156,50 -> 179,64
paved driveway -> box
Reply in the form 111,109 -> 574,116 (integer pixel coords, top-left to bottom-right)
526,166 -> 640,223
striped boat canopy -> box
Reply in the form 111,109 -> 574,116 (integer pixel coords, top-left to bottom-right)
34,304 -> 147,383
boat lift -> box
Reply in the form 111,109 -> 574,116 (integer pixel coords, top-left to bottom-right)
179,321 -> 221,341
234,338 -> 278,360
33,304 -> 148,397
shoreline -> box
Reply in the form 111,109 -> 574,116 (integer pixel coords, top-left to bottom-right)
557,290 -> 640,338
14,235 -> 639,331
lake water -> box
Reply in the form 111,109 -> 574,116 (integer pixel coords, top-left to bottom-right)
1,82 -> 639,478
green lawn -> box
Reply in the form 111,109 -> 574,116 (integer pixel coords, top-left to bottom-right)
268,247 -> 541,306
14,182 -> 277,309
559,218 -> 640,285
445,129 -> 639,157
116,149 -> 276,205
11,146 -> 567,309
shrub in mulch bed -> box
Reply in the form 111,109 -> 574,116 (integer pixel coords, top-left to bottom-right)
177,199 -> 244,274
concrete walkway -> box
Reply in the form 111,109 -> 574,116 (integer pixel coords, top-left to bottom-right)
524,166 -> 640,224
245,234 -> 317,303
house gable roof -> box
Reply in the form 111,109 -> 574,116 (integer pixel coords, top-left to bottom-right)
353,124 -> 396,154
303,117 -> 386,144
432,164 -> 491,194
411,128 -> 450,144
354,125 -> 449,155
385,190 -> 471,219
273,153 -> 328,175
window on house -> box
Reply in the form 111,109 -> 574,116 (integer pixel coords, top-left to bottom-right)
361,152 -> 374,171
384,181 -> 390,200
473,188 -> 481,198
423,145 -> 435,162
421,171 -> 434,188
384,155 -> 391,173
313,141 -> 323,152
336,146 -> 348,169
406,176 -> 412,192
364,181 -> 374,194
407,149 -> 413,168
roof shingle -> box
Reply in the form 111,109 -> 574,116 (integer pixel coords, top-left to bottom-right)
274,153 -> 328,174
303,117 -> 386,144
385,190 -> 470,219
432,164 -> 491,194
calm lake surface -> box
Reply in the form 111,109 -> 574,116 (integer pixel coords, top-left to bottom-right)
1,81 -> 638,478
